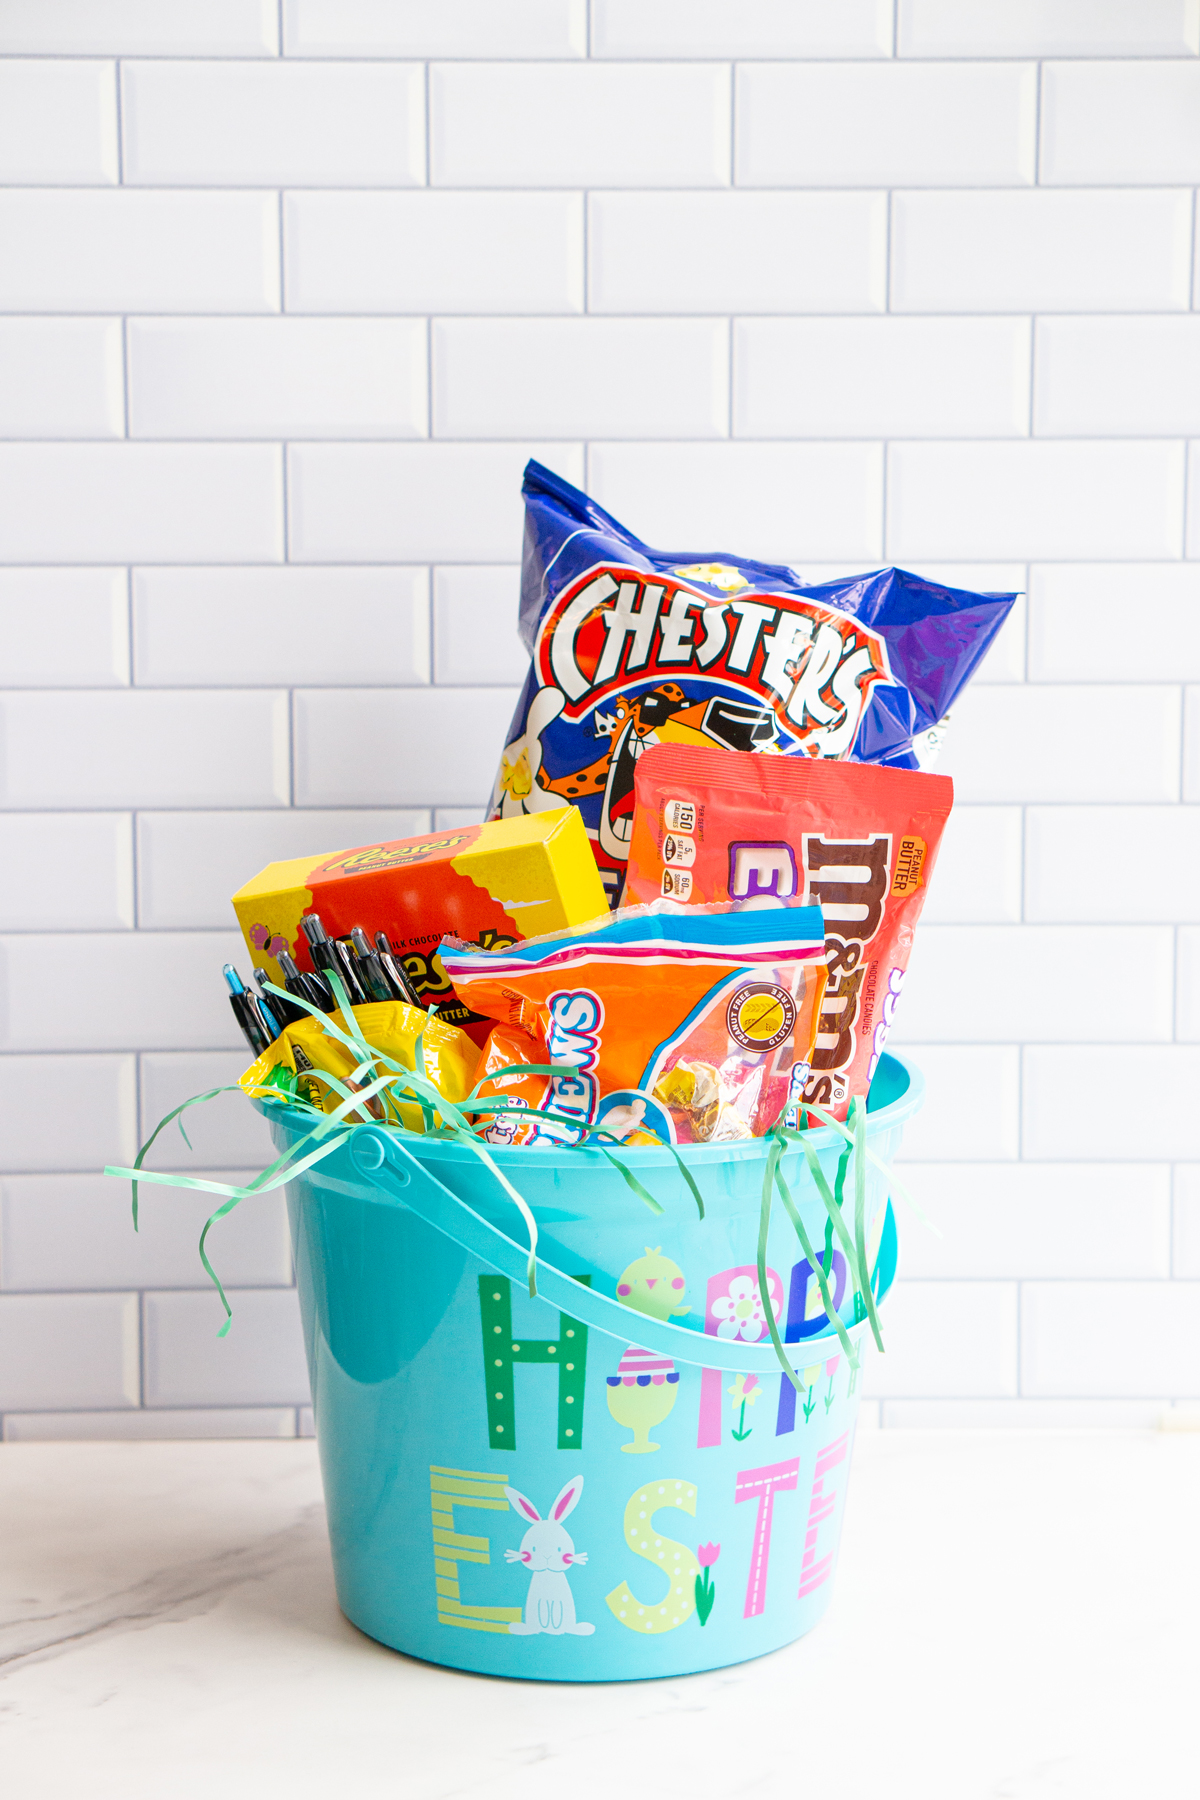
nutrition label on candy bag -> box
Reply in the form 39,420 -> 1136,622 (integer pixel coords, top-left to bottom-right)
661,803 -> 698,900
664,799 -> 696,833
661,806 -> 697,900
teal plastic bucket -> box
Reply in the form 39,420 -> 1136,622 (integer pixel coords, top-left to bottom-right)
393,1050 -> 922,1347
268,1052 -> 919,1682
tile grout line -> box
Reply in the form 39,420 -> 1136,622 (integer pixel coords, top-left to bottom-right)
426,314 -> 434,436
427,562 -> 436,685
11,178 -> 1200,192
1170,1163 -> 1177,1280
6,51 -> 1200,62
884,187 -> 893,313
423,59 -> 432,187
727,312 -> 734,438
4,309 -> 1200,323
729,59 -> 737,188
287,687 -> 296,807
121,316 -> 131,438
280,436 -> 291,566
277,187 -> 286,313
1023,560 -> 1032,680
880,439 -> 889,561
1185,439 -> 1193,560
114,58 -> 125,184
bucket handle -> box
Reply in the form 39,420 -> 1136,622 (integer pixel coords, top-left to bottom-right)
342,1128 -> 896,1377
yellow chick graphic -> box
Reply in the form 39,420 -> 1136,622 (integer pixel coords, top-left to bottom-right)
614,1248 -> 689,1323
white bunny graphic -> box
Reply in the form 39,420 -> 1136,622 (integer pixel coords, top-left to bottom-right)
503,1474 -> 595,1636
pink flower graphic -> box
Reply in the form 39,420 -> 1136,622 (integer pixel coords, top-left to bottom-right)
694,1543 -> 720,1625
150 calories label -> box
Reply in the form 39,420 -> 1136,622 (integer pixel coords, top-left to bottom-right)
664,799 -> 696,833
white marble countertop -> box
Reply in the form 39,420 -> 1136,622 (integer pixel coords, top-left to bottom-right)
2,1431 -> 1196,1798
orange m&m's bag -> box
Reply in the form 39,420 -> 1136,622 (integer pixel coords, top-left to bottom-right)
625,746 -> 952,1122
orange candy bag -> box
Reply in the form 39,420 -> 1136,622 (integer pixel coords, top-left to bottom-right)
625,746 -> 952,1122
439,903 -> 827,1148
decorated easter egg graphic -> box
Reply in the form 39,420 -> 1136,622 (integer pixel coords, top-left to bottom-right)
606,1344 -> 681,1454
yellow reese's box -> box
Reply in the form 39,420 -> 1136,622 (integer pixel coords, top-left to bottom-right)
231,807 -> 607,1037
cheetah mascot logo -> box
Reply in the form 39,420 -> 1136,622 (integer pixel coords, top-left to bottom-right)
492,679 -> 780,869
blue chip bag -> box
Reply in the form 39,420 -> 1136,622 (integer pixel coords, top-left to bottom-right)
489,461 -> 1016,906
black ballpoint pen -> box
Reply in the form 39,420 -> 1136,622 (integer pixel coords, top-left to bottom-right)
279,948 -> 334,1014
254,966 -> 304,1029
333,936 -> 371,1006
374,931 -> 425,1008
349,926 -> 397,1003
223,964 -> 271,1057
300,914 -> 368,1008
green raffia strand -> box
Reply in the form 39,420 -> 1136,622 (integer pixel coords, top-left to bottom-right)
465,1058 -> 570,1102
595,1146 -> 665,1216
668,1145 -> 705,1220
757,1137 -> 863,1387
113,1097 -> 366,1333
821,1214 -> 836,1289
126,1085 -> 243,1230
792,1131 -> 864,1305
851,1096 -> 885,1351
801,1097 -> 939,1237
411,1026 -> 433,1132
769,1141 -> 859,1372
759,1137 -> 806,1394
771,1122 -> 882,1356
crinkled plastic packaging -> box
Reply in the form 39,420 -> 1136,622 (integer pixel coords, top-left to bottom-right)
240,1000 -> 479,1131
625,746 -> 953,1123
439,903 -> 827,1148
489,461 -> 1012,905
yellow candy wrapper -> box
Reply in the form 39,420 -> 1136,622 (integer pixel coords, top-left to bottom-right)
240,999 -> 479,1131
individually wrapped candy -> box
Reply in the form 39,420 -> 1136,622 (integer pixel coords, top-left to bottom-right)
489,459 -> 1013,904
440,901 -> 827,1148
239,998 -> 479,1131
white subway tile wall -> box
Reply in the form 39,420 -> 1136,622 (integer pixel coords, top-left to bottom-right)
0,62 -> 120,184
1,17 -> 1197,1440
